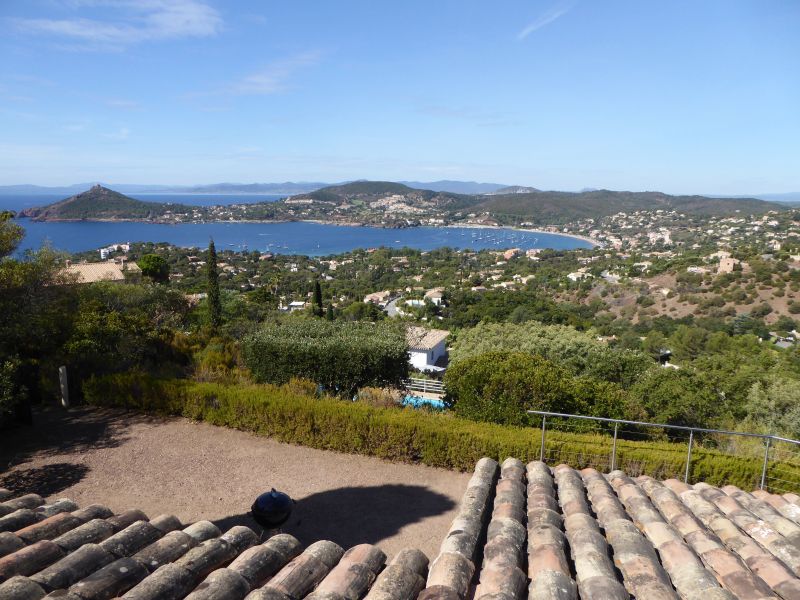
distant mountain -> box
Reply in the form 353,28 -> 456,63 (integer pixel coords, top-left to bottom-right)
475,189 -> 780,222
179,182 -> 329,195
400,180 -> 508,194
0,182 -> 328,196
18,185 -> 190,221
486,185 -> 541,195
0,183 -> 176,195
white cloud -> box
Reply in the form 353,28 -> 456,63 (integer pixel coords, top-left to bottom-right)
63,122 -> 88,132
103,127 -> 130,140
14,0 -> 222,49
231,52 -> 321,95
518,1 -> 573,40
106,99 -> 140,110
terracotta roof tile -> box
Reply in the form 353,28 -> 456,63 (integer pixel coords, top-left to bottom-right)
4,461 -> 800,600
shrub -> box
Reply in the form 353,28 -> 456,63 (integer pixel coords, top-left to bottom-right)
357,386 -> 402,408
445,351 -> 635,426
82,373 -> 800,491
444,352 -> 571,426
241,320 -> 408,396
449,321 -> 653,388
0,358 -> 24,428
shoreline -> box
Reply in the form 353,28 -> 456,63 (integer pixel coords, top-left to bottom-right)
444,223 -> 599,247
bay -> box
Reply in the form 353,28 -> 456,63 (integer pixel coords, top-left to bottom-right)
4,193 -> 593,256
13,220 -> 592,255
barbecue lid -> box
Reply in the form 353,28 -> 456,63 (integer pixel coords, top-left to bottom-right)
251,488 -> 293,528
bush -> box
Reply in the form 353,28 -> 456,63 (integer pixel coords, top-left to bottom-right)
82,373 -> 800,490
241,320 -> 408,396
444,352 -> 634,426
356,386 -> 402,408
449,321 -> 653,388
445,352 -> 572,425
0,358 -> 24,428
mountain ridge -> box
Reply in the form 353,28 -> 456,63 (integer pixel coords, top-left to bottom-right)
15,181 -> 782,225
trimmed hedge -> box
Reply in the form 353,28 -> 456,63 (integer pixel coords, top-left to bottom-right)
241,320 -> 408,395
83,374 -> 800,492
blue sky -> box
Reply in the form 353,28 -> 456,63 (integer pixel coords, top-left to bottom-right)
0,1 -> 798,194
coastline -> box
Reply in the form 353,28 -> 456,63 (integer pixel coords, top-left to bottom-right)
444,223 -> 599,247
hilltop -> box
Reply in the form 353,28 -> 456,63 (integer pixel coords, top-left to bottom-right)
294,181 -> 479,210
18,185 -> 194,221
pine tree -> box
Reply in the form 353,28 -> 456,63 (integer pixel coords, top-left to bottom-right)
207,239 -> 222,328
313,280 -> 324,317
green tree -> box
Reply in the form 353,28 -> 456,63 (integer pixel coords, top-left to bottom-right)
669,325 -> 708,360
743,376 -> 800,437
630,368 -> 717,430
444,352 -> 571,425
642,330 -> 668,360
0,211 -> 23,258
207,240 -> 222,329
138,254 -> 169,283
313,280 -> 324,317
341,301 -> 386,322
0,216 -> 75,424
326,303 -> 334,321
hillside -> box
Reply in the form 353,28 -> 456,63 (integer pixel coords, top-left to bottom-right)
292,180 -> 481,211
18,185 -> 191,221
475,189 -> 779,223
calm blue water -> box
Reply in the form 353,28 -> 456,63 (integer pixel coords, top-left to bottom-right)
4,193 -> 593,255
13,220 -> 591,255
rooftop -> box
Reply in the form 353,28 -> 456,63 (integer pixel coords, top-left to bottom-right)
3,457 -> 800,599
406,326 -> 449,352
62,261 -> 140,284
422,458 -> 800,600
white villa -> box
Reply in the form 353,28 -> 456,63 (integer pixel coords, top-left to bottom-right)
406,326 -> 449,372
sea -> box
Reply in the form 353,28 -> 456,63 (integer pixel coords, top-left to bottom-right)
2,194 -> 593,256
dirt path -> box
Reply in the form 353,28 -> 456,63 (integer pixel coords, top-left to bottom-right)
0,407 -> 469,559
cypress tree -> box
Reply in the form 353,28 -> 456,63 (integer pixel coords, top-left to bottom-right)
313,280 -> 324,317
326,303 -> 334,320
207,239 -> 222,328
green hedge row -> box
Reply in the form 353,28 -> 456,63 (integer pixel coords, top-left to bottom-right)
241,320 -> 408,396
83,374 -> 800,492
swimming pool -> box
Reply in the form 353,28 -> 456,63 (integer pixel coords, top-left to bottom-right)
402,395 -> 446,410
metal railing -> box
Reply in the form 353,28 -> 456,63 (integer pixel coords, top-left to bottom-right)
403,378 -> 444,395
527,409 -> 800,493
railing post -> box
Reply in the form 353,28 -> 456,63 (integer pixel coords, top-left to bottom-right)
761,437 -> 772,490
540,416 -> 547,462
611,422 -> 619,471
685,430 -> 694,484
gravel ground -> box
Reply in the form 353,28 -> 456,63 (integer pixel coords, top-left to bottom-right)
0,407 -> 470,559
